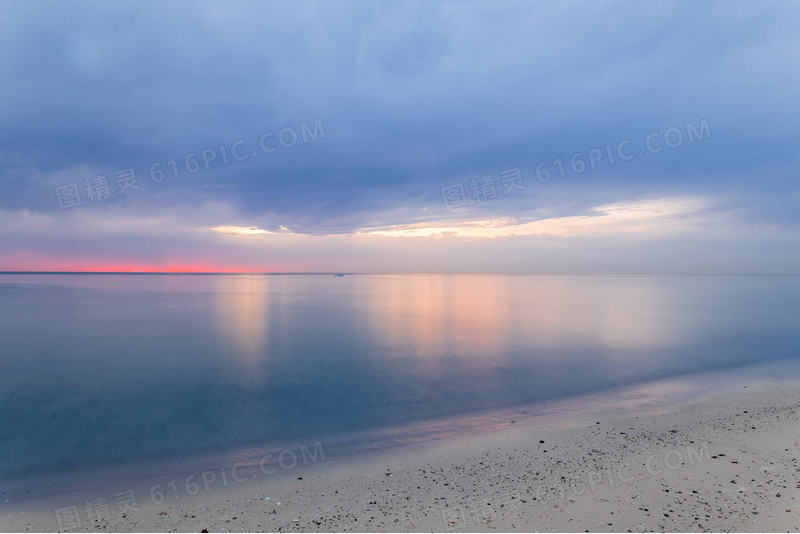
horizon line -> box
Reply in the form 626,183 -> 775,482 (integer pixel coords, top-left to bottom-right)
1,271 -> 799,276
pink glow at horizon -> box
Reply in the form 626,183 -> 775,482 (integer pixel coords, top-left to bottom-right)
0,257 -> 298,273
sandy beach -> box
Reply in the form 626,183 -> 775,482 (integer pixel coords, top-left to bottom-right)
3,368 -> 799,533
3,0 -> 800,530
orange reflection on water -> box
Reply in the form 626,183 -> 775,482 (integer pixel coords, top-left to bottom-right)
446,275 -> 508,359
593,280 -> 676,351
364,275 -> 510,376
214,275 -> 271,384
364,275 -> 448,367
365,275 -> 679,371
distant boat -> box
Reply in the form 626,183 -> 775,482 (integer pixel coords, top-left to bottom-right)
334,273 -> 344,277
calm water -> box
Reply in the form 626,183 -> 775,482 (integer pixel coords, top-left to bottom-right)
1,273 -> 799,479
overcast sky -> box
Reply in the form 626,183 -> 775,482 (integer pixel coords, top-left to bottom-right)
1,0 -> 798,273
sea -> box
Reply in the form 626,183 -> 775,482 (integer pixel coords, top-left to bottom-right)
1,273 -> 799,485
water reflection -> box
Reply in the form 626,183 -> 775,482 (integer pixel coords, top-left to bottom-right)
593,280 -> 677,351
363,275 -> 677,371
499,276 -> 678,351
3,274 -> 799,479
214,275 -> 270,385
363,275 -> 510,376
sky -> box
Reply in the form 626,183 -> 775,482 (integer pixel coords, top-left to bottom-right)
1,0 -> 798,273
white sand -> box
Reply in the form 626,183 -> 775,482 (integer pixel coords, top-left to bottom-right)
3,375 -> 799,533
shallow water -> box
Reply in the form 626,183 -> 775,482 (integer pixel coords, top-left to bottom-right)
1,273 -> 799,479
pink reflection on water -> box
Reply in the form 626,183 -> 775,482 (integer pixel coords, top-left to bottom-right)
214,275 -> 271,386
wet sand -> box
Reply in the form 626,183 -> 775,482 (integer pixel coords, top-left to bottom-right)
3,375 -> 799,533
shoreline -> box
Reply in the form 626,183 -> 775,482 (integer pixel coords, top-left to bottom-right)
3,359 -> 800,532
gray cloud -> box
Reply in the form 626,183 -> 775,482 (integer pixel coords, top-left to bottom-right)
1,0 -> 799,271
